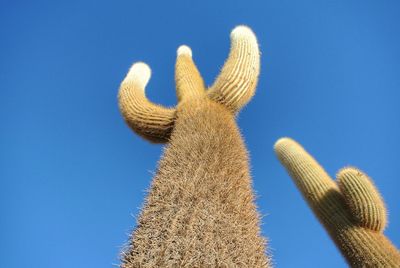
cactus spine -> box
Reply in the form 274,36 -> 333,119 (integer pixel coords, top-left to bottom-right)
274,137 -> 400,267
119,26 -> 269,267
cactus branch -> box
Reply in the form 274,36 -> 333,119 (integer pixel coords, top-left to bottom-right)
337,167 -> 387,232
208,26 -> 260,112
118,63 -> 175,143
175,45 -> 206,101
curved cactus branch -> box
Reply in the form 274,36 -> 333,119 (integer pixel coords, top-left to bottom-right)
118,63 -> 175,143
274,137 -> 400,267
208,25 -> 260,112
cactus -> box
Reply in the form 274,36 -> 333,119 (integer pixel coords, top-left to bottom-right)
274,137 -> 400,267
118,26 -> 269,267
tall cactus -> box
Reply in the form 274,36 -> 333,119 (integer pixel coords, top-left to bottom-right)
118,26 -> 269,267
274,137 -> 400,267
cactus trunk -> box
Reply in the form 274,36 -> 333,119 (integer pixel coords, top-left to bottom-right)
122,100 -> 269,267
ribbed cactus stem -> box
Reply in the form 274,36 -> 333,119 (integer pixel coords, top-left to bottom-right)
337,167 -> 387,232
274,137 -> 400,267
175,45 -> 205,101
118,63 -> 175,143
274,138 -> 339,203
208,26 -> 260,112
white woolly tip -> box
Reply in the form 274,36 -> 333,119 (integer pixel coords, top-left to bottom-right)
274,137 -> 296,151
177,45 -> 192,57
125,62 -> 151,88
231,25 -> 257,43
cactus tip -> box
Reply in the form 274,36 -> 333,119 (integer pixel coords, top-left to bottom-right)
177,45 -> 192,57
125,62 -> 151,88
274,137 -> 296,152
231,25 -> 257,42
336,166 -> 360,178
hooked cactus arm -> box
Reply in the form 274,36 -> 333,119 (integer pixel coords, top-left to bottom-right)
274,138 -> 400,267
118,63 -> 175,143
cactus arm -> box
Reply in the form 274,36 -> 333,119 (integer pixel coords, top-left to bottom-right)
337,167 -> 387,232
175,45 -> 205,101
274,137 -> 400,267
208,26 -> 260,112
274,138 -> 341,212
118,63 -> 175,143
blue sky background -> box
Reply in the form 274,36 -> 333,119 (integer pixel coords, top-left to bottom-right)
1,0 -> 400,267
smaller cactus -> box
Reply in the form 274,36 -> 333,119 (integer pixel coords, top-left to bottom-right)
274,137 -> 400,267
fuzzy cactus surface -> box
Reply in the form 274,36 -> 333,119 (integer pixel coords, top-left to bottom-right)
275,137 -> 400,267
118,26 -> 270,267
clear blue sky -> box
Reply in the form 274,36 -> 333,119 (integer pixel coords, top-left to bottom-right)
1,0 -> 399,267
